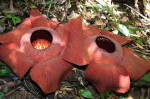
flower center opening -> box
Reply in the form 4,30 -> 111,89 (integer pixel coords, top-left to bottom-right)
96,36 -> 115,53
0,42 -> 2,46
30,30 -> 53,50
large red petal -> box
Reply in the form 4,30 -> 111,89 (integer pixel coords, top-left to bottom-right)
61,16 -> 91,65
82,25 -> 101,39
101,29 -> 134,45
0,18 -> 31,44
30,57 -> 73,94
0,43 -> 34,79
85,61 -> 130,93
120,47 -> 150,81
0,18 -> 33,79
30,8 -> 59,28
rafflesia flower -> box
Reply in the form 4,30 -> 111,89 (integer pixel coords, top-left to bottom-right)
0,8 -> 88,93
55,16 -> 150,93
0,8 -> 150,94
84,30 -> 150,93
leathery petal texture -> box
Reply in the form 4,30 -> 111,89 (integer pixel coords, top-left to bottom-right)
84,33 -> 150,93
61,16 -> 91,65
0,8 -> 74,93
0,8 -> 150,94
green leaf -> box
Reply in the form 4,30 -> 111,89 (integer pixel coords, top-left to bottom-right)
123,21 -> 134,26
3,87 -> 9,93
92,6 -> 96,13
80,89 -> 92,98
117,18 -> 122,24
92,3 -> 99,8
139,72 -> 150,82
12,16 -> 21,26
99,91 -> 110,99
129,34 -> 140,37
0,92 -> 4,99
12,18 -> 16,26
104,27 -> 111,31
30,5 -> 37,8
119,96 -> 125,99
6,15 -> 12,18
118,24 -> 130,37
6,15 -> 21,26
105,91 -> 110,97
134,39 -> 144,46
44,1 -> 53,6
128,28 -> 144,34
0,68 -> 12,76
99,93 -> 105,99
113,4 -> 120,8
13,16 -> 21,22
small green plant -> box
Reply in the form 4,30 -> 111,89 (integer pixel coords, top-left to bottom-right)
99,91 -> 110,99
44,1 -> 53,7
84,3 -> 100,13
0,16 -> 7,26
0,92 -> 4,99
6,15 -> 21,26
30,5 -> 37,8
118,21 -> 143,37
0,62 -> 12,76
80,89 -> 111,99
0,68 -> 12,76
80,89 -> 92,98
139,72 -> 150,82
132,71 -> 150,86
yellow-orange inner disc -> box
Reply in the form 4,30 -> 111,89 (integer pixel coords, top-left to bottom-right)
32,39 -> 51,50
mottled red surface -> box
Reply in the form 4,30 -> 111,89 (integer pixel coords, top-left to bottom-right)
84,31 -> 150,93
0,8 -> 149,94
0,8 -> 73,93
85,61 -> 130,93
61,16 -> 91,65
30,56 -> 73,93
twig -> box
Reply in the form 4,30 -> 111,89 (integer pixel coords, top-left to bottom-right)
124,4 -> 150,22
4,86 -> 22,97
54,91 -> 58,99
131,45 -> 150,49
0,81 -> 15,88
133,49 -> 150,55
23,79 -> 38,96
0,78 -> 7,84
46,0 -> 52,16
148,88 -> 150,98
10,0 -> 14,11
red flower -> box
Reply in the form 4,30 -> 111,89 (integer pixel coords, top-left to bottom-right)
84,30 -> 150,93
56,16 -> 150,93
0,8 -> 149,94
0,8 -> 74,93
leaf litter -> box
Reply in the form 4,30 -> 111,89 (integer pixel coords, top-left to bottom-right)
0,0 -> 150,98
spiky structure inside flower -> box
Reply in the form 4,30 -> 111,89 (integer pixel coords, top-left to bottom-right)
32,39 -> 51,50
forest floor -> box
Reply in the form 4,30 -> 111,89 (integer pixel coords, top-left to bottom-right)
0,0 -> 150,99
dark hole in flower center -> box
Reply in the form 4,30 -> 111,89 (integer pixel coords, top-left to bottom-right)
30,30 -> 53,50
0,42 -> 2,46
96,36 -> 115,53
